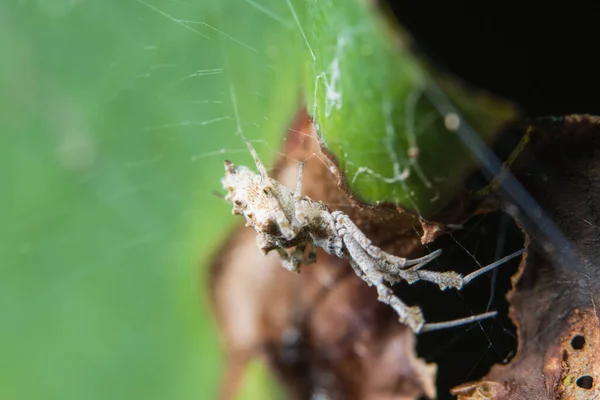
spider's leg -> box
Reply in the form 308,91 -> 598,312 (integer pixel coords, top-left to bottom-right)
340,230 -> 425,332
408,269 -> 464,290
333,212 -> 460,289
420,311 -> 498,333
333,211 -> 436,269
407,254 -> 441,271
462,249 -> 525,285
293,161 -> 304,200
383,249 -> 524,291
377,263 -> 463,290
332,211 -> 386,259
245,140 -> 269,181
376,249 -> 443,273
377,250 -> 442,270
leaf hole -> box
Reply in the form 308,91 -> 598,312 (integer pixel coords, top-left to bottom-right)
571,335 -> 586,350
576,376 -> 593,389
412,212 -> 522,400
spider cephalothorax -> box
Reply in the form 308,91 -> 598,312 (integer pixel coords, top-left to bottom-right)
222,141 -> 522,333
223,154 -> 343,272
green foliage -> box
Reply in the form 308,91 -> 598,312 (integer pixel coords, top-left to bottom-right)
0,1 -> 297,399
303,0 -> 516,216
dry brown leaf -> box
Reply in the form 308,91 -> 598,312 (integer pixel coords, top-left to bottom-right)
454,116 -> 600,399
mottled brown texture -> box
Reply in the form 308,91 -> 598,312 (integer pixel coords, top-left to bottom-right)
556,308 -> 600,399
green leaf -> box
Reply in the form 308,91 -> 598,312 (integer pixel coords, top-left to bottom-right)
0,1 -> 298,399
303,0 -> 517,216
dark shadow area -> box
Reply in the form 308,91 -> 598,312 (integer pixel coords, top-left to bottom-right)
395,211 -> 523,399
382,1 -> 600,116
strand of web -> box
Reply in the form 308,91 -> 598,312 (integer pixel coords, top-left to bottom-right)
344,94 -> 429,215
348,88 -> 439,200
260,115 -> 345,185
134,0 -> 258,159
261,114 -> 379,206
135,0 -> 324,166
486,214 -> 512,312
285,0 -> 315,61
129,48 -> 229,131
445,223 -> 524,349
135,1 -> 363,211
135,0 -> 257,53
305,30 -> 425,211
424,80 -> 593,326
170,68 -> 224,87
276,2 -> 529,342
224,5 -> 528,342
137,0 -> 454,236
139,0 -> 449,234
422,248 -> 524,333
244,0 -> 293,28
426,77 -> 586,344
284,6 -> 373,196
227,81 -> 301,174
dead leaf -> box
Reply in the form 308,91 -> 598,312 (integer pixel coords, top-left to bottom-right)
454,115 -> 600,399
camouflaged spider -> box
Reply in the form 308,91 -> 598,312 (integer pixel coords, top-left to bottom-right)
222,141 -> 522,333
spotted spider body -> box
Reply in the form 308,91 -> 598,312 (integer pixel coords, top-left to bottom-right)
222,141 -> 519,333
223,159 -> 343,271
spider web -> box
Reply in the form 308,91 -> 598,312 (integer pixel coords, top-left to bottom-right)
130,0 -> 519,395
6,1 -> 597,400
97,0 -> 586,399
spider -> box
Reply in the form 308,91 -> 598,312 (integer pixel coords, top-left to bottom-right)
222,141 -> 523,333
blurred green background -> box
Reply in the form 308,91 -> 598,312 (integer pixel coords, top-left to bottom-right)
1,1 -> 303,399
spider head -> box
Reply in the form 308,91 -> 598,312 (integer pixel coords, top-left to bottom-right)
222,160 -> 296,240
